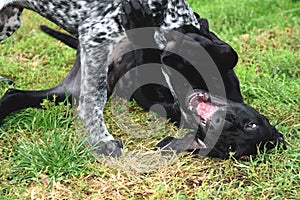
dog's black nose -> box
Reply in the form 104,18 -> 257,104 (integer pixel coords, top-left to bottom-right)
276,137 -> 287,150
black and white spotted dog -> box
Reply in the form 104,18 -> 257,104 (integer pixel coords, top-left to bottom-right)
0,0 -> 201,156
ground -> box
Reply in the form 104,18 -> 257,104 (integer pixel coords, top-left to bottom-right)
0,0 -> 299,199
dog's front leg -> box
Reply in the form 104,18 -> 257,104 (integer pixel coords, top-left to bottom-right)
78,17 -> 124,157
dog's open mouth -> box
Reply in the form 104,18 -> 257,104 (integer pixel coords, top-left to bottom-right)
186,91 -> 237,157
186,90 -> 224,128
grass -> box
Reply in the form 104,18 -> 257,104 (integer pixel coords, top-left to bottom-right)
0,0 -> 299,199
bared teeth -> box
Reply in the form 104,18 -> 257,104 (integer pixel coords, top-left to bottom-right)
196,93 -> 205,100
188,93 -> 208,112
200,118 -> 207,127
187,92 -> 216,128
203,93 -> 209,101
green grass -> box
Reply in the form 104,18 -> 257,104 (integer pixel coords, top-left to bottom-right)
0,0 -> 299,199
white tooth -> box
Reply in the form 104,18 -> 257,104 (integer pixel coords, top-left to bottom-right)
204,93 -> 209,101
196,138 -> 207,148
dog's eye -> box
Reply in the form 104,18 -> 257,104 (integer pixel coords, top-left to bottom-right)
244,122 -> 258,130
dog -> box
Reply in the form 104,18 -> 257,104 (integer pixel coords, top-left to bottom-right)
0,4 -> 286,159
118,1 -> 287,158
0,0 -> 204,157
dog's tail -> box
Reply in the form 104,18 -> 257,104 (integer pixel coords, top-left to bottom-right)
40,25 -> 78,49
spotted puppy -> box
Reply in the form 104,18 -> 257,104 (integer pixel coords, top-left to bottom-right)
0,0 -> 201,156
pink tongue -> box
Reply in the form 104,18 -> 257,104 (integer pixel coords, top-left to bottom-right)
196,102 -> 215,121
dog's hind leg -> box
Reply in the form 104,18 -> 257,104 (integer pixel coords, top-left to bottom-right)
0,51 -> 81,124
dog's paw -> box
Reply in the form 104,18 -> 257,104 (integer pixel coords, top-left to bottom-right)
94,139 -> 123,157
156,136 -> 176,149
156,133 -> 207,153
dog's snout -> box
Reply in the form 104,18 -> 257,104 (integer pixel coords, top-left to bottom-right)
274,136 -> 287,150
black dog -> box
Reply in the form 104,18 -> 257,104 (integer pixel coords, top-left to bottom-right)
0,7 -> 285,158
121,2 -> 286,158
